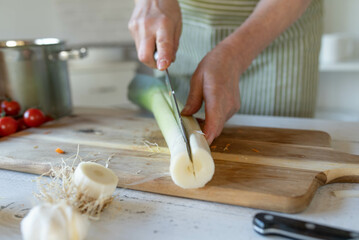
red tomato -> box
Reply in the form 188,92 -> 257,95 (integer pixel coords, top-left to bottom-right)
24,108 -> 46,127
1,100 -> 21,116
0,117 -> 18,136
17,118 -> 28,131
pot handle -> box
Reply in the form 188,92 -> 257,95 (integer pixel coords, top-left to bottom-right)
49,47 -> 88,61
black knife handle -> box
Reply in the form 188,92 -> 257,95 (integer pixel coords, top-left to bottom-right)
253,212 -> 359,240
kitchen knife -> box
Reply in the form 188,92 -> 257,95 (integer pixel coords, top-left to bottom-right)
253,212 -> 359,240
154,52 -> 193,162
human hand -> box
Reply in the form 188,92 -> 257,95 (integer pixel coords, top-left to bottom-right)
128,0 -> 182,70
181,42 -> 243,145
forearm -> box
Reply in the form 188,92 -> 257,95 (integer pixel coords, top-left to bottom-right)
223,0 -> 312,74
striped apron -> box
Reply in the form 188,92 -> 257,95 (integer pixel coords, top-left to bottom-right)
156,0 -> 323,117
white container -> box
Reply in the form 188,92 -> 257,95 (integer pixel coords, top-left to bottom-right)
320,33 -> 355,64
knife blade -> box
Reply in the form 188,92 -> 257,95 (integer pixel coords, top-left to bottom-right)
154,52 -> 193,163
253,212 -> 359,240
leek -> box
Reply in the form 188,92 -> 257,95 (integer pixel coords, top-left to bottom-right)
128,74 -> 215,189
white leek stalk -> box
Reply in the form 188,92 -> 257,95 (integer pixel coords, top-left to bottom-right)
128,74 -> 215,188
21,201 -> 89,240
73,162 -> 118,199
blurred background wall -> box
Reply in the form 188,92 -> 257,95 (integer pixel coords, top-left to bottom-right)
0,0 -> 358,120
0,0 -> 134,44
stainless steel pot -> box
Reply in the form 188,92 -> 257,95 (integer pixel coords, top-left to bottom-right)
0,38 -> 87,118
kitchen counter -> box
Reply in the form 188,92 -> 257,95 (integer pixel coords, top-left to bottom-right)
0,107 -> 358,240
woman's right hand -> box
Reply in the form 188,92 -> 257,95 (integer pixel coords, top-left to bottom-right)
128,0 -> 182,70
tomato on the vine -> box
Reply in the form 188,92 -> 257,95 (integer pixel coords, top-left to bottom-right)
24,108 -> 46,127
1,100 -> 21,116
0,117 -> 18,137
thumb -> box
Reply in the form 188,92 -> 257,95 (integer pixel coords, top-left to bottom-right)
181,72 -> 203,116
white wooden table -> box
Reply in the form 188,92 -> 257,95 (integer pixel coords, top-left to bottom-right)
1,113 -> 359,240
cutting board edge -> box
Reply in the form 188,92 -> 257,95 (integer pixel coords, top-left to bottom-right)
117,172 -> 327,213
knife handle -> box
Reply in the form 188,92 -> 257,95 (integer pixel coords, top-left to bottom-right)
253,212 -> 359,240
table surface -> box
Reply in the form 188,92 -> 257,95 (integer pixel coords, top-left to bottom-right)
1,108 -> 359,240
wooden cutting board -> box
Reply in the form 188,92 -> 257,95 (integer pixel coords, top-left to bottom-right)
0,107 -> 358,213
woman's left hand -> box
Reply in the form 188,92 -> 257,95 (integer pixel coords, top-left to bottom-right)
181,42 -> 243,145
180,0 -> 313,145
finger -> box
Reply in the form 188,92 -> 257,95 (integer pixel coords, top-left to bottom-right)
156,26 -> 175,70
203,113 -> 225,145
134,17 -> 157,67
132,36 -> 141,63
203,98 -> 226,145
181,71 -> 204,116
137,33 -> 156,68
225,100 -> 240,121
172,25 -> 182,62
225,90 -> 241,121
195,117 -> 205,130
128,20 -> 142,62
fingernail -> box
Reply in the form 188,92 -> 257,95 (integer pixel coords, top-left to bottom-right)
157,59 -> 169,70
